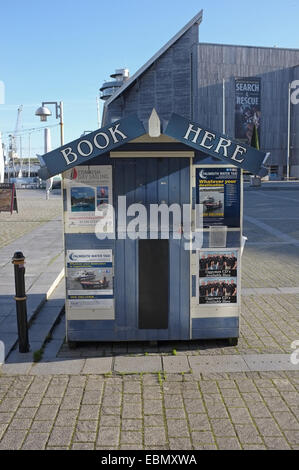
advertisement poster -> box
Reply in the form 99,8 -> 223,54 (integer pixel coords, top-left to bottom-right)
235,77 -> 261,144
199,249 -> 238,278
65,165 -> 113,231
197,249 -> 239,305
196,167 -> 240,227
0,183 -> 17,213
66,249 -> 113,309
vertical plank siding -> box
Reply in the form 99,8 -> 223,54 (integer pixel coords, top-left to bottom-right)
196,43 -> 299,175
67,158 -> 191,341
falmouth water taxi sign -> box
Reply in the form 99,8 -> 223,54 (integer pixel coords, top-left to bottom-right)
165,113 -> 269,176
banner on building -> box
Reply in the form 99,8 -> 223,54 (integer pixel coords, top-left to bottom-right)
235,77 -> 261,145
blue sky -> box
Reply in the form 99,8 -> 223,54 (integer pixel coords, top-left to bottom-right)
0,0 -> 298,157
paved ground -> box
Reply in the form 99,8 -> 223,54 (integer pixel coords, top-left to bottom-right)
0,182 -> 299,450
0,371 -> 298,450
0,189 -> 63,357
0,189 -> 62,249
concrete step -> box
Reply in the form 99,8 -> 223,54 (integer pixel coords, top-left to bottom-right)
6,278 -> 65,364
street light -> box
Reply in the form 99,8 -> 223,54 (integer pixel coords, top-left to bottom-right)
35,101 -> 64,199
35,106 -> 52,122
35,101 -> 64,146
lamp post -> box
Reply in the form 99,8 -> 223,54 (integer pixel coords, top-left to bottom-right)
35,101 -> 64,198
35,101 -> 64,146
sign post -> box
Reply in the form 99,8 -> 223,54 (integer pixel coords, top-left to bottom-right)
0,183 -> 17,214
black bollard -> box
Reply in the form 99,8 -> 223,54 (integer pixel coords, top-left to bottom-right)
12,251 -> 30,353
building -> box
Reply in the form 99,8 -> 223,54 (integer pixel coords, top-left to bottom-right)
102,10 -> 299,178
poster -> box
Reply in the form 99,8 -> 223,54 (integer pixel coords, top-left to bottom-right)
196,167 -> 240,227
198,277 -> 237,304
66,249 -> 113,309
0,183 -> 17,213
199,249 -> 238,278
235,77 -> 261,144
197,249 -> 239,305
65,165 -> 113,231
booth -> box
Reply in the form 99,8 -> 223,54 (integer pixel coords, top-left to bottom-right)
38,110 -> 268,346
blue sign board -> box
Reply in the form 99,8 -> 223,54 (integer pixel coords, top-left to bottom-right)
38,114 -> 146,179
165,113 -> 268,175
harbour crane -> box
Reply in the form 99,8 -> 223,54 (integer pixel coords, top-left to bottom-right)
8,105 -> 23,177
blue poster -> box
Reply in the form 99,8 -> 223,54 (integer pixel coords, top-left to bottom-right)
196,167 -> 240,227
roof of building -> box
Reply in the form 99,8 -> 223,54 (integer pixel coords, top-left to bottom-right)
102,9 -> 203,124
198,41 -> 299,52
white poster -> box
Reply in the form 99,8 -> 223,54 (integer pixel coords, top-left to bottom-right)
66,249 -> 113,309
65,165 -> 113,231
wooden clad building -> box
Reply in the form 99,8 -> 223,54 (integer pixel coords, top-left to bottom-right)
103,10 -> 299,178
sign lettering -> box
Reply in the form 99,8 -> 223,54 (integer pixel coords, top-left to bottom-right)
165,113 -> 268,175
38,114 -> 145,179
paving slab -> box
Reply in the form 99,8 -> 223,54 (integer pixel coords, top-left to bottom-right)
29,359 -> 85,375
0,362 -> 33,375
162,356 -> 190,373
244,354 -> 299,372
0,333 -> 18,358
189,355 -> 250,375
50,318 -> 66,341
242,288 -> 280,295
277,287 -> 299,294
42,339 -> 65,360
114,356 -> 162,373
82,358 -> 113,374
7,342 -> 43,364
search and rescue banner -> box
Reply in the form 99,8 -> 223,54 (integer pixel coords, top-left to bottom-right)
235,77 -> 261,145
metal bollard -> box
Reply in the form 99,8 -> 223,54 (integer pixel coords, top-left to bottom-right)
12,251 -> 30,353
